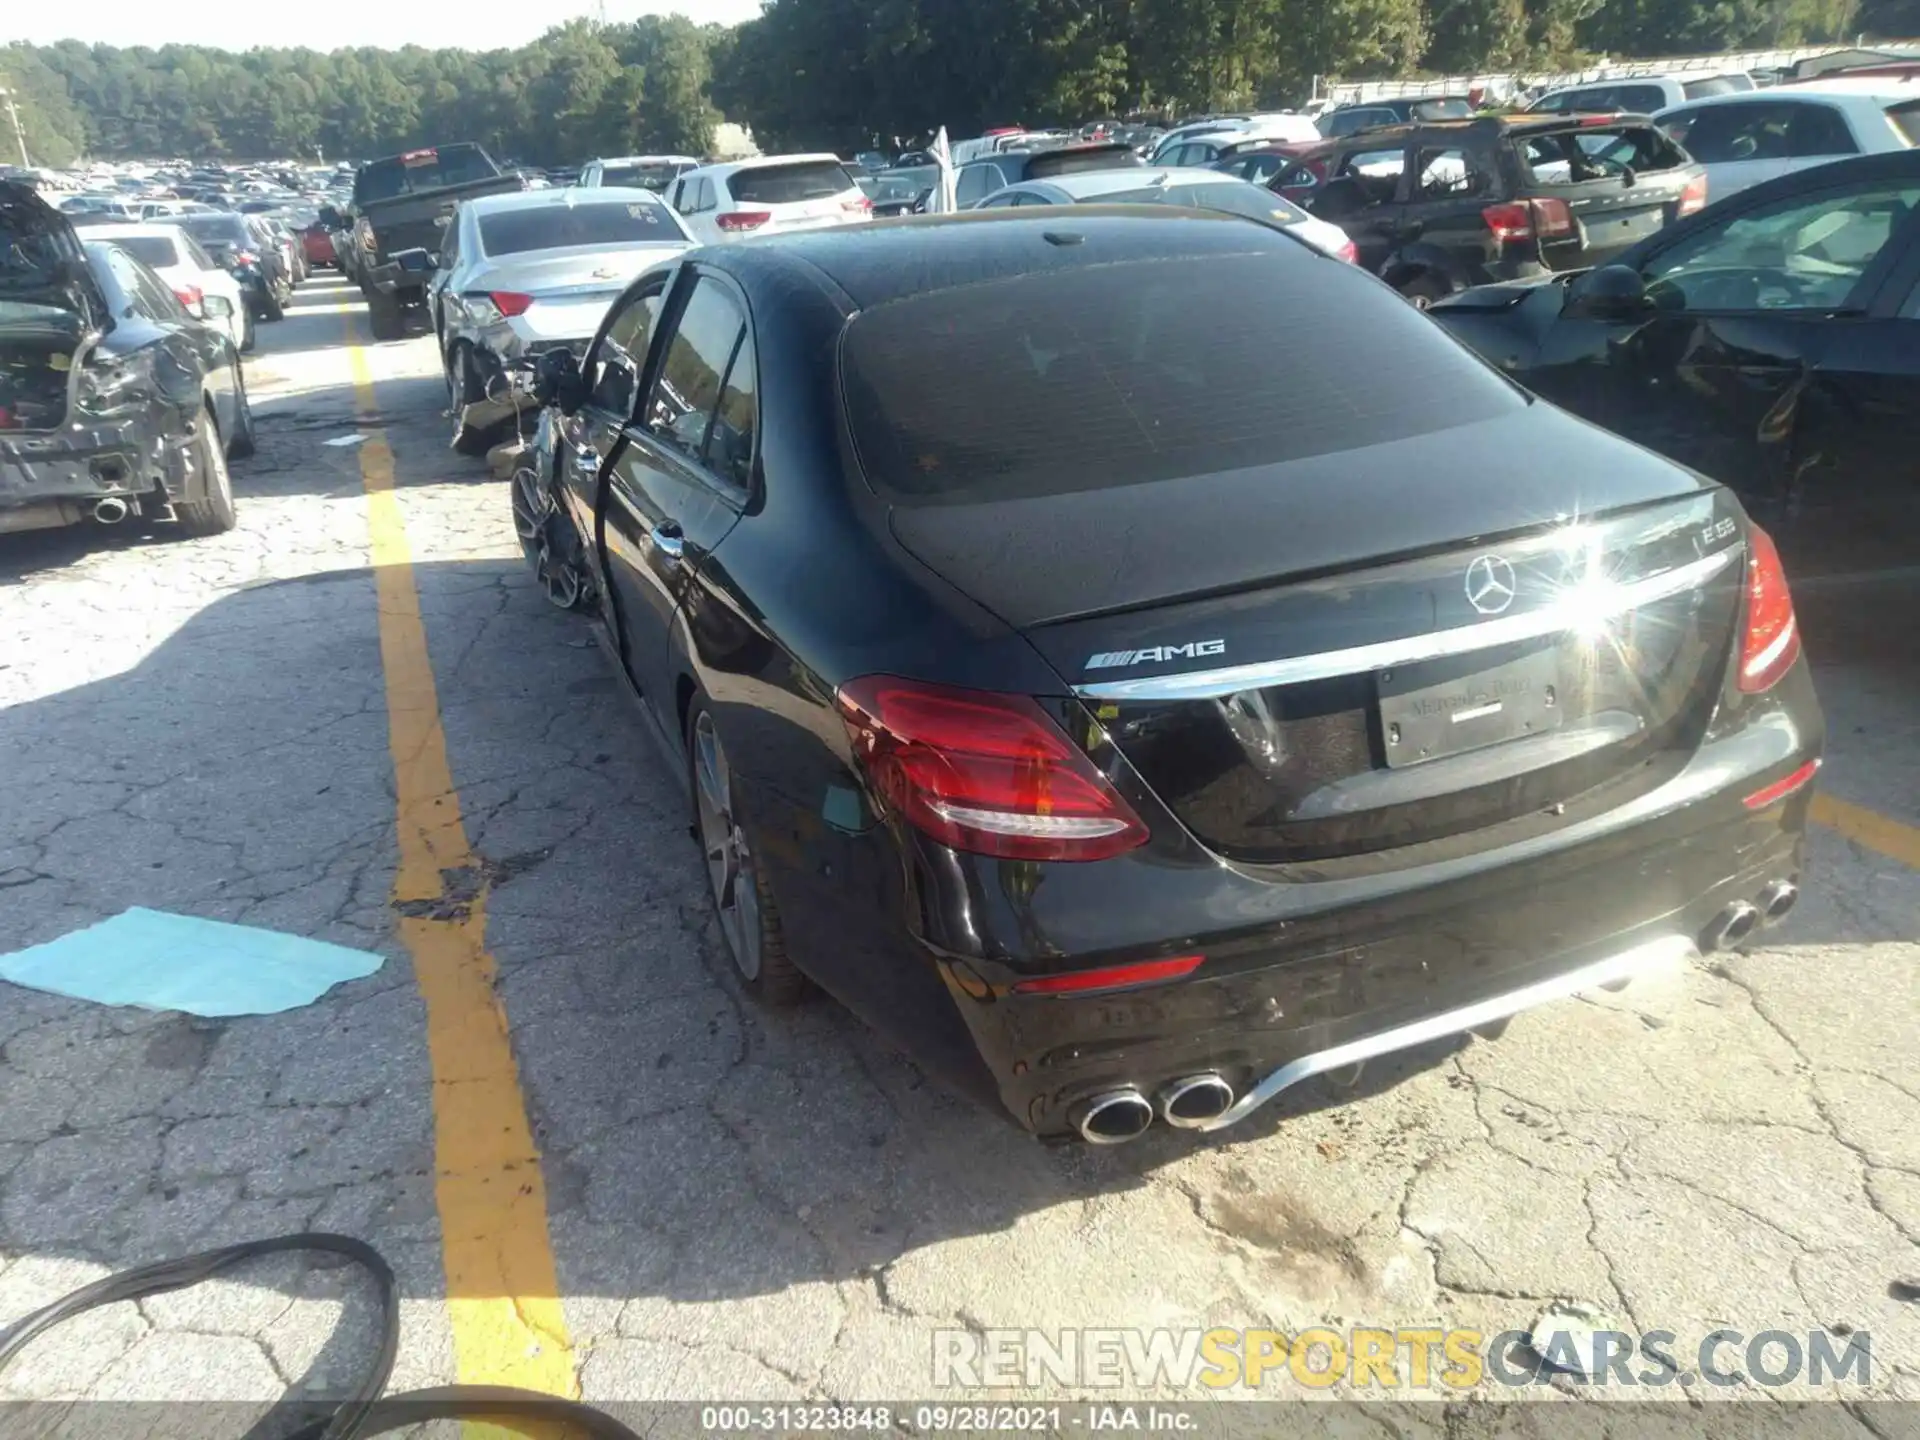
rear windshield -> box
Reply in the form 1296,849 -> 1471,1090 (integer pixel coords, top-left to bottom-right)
1522,125 -> 1686,181
727,162 -> 856,204
600,163 -> 683,192
1683,76 -> 1749,99
355,145 -> 499,205
478,201 -> 686,256
1411,98 -> 1475,119
109,235 -> 181,269
1027,146 -> 1144,177
841,251 -> 1521,505
179,214 -> 252,245
1098,180 -> 1310,226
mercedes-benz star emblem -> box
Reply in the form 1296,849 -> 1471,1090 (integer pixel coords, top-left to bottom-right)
1465,554 -> 1518,615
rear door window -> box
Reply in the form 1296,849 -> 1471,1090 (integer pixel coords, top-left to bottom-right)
1412,147 -> 1493,199
645,276 -> 749,469
726,162 -> 856,205
1339,146 -> 1407,200
839,251 -> 1521,505
1613,84 -> 1672,114
1890,101 -> 1920,147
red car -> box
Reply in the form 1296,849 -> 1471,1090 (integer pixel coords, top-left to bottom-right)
301,222 -> 337,268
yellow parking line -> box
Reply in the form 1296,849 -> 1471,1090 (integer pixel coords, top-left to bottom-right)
1812,793 -> 1920,872
345,316 -> 578,1395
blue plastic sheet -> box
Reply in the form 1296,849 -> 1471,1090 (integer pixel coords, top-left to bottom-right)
0,907 -> 384,1017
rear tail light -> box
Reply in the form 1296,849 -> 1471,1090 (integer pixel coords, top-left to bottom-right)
835,676 -> 1150,862
842,195 -> 873,214
1482,198 -> 1574,246
1481,201 -> 1532,245
1678,174 -> 1709,217
1335,238 -> 1359,265
1738,524 -> 1800,693
490,291 -> 535,318
715,210 -> 773,232
1530,197 -> 1575,239
173,284 -> 204,313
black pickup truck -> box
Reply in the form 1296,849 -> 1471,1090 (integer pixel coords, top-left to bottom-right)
351,144 -> 525,339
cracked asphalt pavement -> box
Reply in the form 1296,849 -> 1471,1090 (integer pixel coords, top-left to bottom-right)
1,275 -> 1918,1429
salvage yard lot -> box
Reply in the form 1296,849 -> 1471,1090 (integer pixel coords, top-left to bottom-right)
1,275 -> 1918,1419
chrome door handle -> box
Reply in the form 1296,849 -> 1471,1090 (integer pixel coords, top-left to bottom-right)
652,522 -> 685,561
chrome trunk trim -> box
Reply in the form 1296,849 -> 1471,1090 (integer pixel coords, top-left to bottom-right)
1074,549 -> 1736,702
1196,933 -> 1698,1132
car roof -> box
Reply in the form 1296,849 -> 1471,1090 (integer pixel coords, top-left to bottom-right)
94,222 -> 194,241
590,155 -> 699,166
1767,75 -> 1920,99
710,207 -> 1303,311
463,186 -> 671,217
1026,166 -> 1257,197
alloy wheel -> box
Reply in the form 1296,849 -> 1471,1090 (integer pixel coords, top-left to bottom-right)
693,712 -> 762,981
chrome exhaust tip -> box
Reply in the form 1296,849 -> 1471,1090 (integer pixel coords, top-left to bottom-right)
1072,1089 -> 1155,1144
1156,1074 -> 1235,1128
1703,901 -> 1761,953
92,497 -> 130,525
1758,880 -> 1798,925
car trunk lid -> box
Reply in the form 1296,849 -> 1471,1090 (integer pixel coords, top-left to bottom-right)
1019,488 -> 1744,864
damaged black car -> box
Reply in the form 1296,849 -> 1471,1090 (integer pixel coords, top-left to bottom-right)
2,182 -> 254,539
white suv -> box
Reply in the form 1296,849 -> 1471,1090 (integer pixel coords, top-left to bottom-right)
668,155 -> 873,244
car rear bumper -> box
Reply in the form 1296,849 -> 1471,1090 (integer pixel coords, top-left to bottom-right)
1,418 -> 193,513
755,668 -> 1822,1138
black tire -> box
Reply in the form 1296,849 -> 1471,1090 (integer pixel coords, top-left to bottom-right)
260,284 -> 285,322
239,305 -> 256,355
226,367 -> 257,461
366,289 -> 404,341
450,344 -> 486,404
1398,273 -> 1451,310
173,409 -> 237,538
686,696 -> 808,1007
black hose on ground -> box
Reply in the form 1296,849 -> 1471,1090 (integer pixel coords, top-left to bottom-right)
0,1232 -> 643,1439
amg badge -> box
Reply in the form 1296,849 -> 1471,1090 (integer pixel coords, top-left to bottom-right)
1085,639 -> 1226,670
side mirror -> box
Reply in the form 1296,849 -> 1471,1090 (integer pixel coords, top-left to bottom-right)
202,295 -> 235,319
1565,264 -> 1651,321
392,247 -> 435,276
533,349 -> 585,412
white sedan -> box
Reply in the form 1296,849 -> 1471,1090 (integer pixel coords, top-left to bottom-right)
970,167 -> 1359,263
430,187 -> 694,419
95,222 -> 252,353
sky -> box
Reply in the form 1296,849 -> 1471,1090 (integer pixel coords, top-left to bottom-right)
6,0 -> 764,50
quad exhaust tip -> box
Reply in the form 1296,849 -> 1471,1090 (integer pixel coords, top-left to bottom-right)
1073,1089 -> 1155,1144
1703,901 -> 1760,953
1758,880 -> 1798,925
1156,1073 -> 1235,1128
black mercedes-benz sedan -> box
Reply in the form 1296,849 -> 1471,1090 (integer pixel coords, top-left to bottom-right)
516,207 -> 1823,1143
